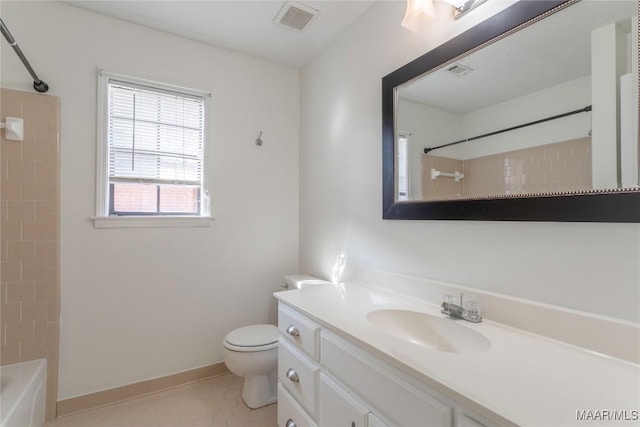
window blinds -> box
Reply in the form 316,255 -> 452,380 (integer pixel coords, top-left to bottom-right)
107,79 -> 204,186
397,134 -> 409,200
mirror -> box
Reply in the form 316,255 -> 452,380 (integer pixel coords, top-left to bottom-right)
382,0 -> 640,222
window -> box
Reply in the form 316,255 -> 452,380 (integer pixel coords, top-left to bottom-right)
397,133 -> 409,201
96,72 -> 210,223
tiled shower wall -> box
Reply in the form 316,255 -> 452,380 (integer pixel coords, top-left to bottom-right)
422,137 -> 592,199
1,88 -> 61,421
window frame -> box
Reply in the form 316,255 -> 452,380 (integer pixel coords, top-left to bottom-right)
95,70 -> 213,228
108,184 -> 202,216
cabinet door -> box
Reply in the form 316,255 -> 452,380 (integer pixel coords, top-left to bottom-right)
319,373 -> 369,427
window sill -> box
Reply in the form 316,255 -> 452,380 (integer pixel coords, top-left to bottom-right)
92,215 -> 214,229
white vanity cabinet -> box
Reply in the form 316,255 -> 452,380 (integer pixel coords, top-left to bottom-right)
278,383 -> 317,427
278,304 -> 321,427
319,373 -> 370,427
321,329 -> 452,426
277,302 -> 495,427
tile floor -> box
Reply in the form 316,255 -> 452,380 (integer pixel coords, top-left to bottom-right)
45,373 -> 277,427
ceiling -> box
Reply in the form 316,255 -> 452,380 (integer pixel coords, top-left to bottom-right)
65,0 -> 375,68
399,0 -> 637,114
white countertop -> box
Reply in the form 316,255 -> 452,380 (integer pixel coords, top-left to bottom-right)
275,282 -> 640,427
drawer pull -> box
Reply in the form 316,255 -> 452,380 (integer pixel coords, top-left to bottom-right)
286,419 -> 297,427
286,325 -> 300,337
286,368 -> 300,383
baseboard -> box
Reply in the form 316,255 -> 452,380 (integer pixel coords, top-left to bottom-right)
56,362 -> 229,417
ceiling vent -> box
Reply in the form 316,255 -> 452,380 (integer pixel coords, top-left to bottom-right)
274,1 -> 320,32
447,63 -> 474,77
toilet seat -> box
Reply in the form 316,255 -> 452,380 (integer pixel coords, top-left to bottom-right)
224,324 -> 278,352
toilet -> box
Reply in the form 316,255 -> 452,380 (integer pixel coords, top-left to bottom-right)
223,324 -> 279,408
223,275 -> 330,409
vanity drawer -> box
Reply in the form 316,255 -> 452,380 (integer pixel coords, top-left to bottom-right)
278,384 -> 318,427
319,373 -> 369,427
279,338 -> 320,420
321,330 -> 453,427
279,304 -> 320,360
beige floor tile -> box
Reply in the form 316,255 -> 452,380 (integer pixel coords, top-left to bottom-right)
45,374 -> 277,427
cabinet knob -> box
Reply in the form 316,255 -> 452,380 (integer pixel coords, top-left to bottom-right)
286,325 -> 300,337
286,419 -> 297,427
286,368 -> 300,383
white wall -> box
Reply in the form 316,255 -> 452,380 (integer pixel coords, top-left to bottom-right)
399,78 -> 592,163
396,99 -> 462,199
1,1 -> 299,399
457,76 -> 592,159
300,1 -> 640,322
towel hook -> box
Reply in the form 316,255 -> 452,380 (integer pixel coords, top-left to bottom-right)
255,131 -> 263,146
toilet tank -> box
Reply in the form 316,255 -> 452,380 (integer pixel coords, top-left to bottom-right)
282,275 -> 330,290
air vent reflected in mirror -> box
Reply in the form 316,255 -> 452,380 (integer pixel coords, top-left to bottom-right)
274,1 -> 320,31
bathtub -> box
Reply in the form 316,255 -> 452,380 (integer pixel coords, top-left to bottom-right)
0,359 -> 46,427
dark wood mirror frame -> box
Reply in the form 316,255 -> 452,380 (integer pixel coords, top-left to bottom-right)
382,0 -> 640,222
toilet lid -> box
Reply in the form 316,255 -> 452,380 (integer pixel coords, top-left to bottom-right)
224,324 -> 278,348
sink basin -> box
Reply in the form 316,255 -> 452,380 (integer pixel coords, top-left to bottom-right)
366,309 -> 491,354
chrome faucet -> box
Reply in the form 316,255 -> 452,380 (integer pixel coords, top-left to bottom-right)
441,293 -> 482,323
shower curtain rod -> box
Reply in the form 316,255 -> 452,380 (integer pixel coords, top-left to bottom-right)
0,18 -> 49,93
423,105 -> 592,154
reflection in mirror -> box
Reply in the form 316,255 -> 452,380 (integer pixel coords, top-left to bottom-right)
395,0 -> 638,202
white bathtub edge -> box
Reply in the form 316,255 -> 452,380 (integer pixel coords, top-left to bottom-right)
0,359 -> 47,427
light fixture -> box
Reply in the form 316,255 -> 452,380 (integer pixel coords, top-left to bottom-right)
401,0 -> 437,32
442,0 -> 488,19
401,0 -> 487,31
